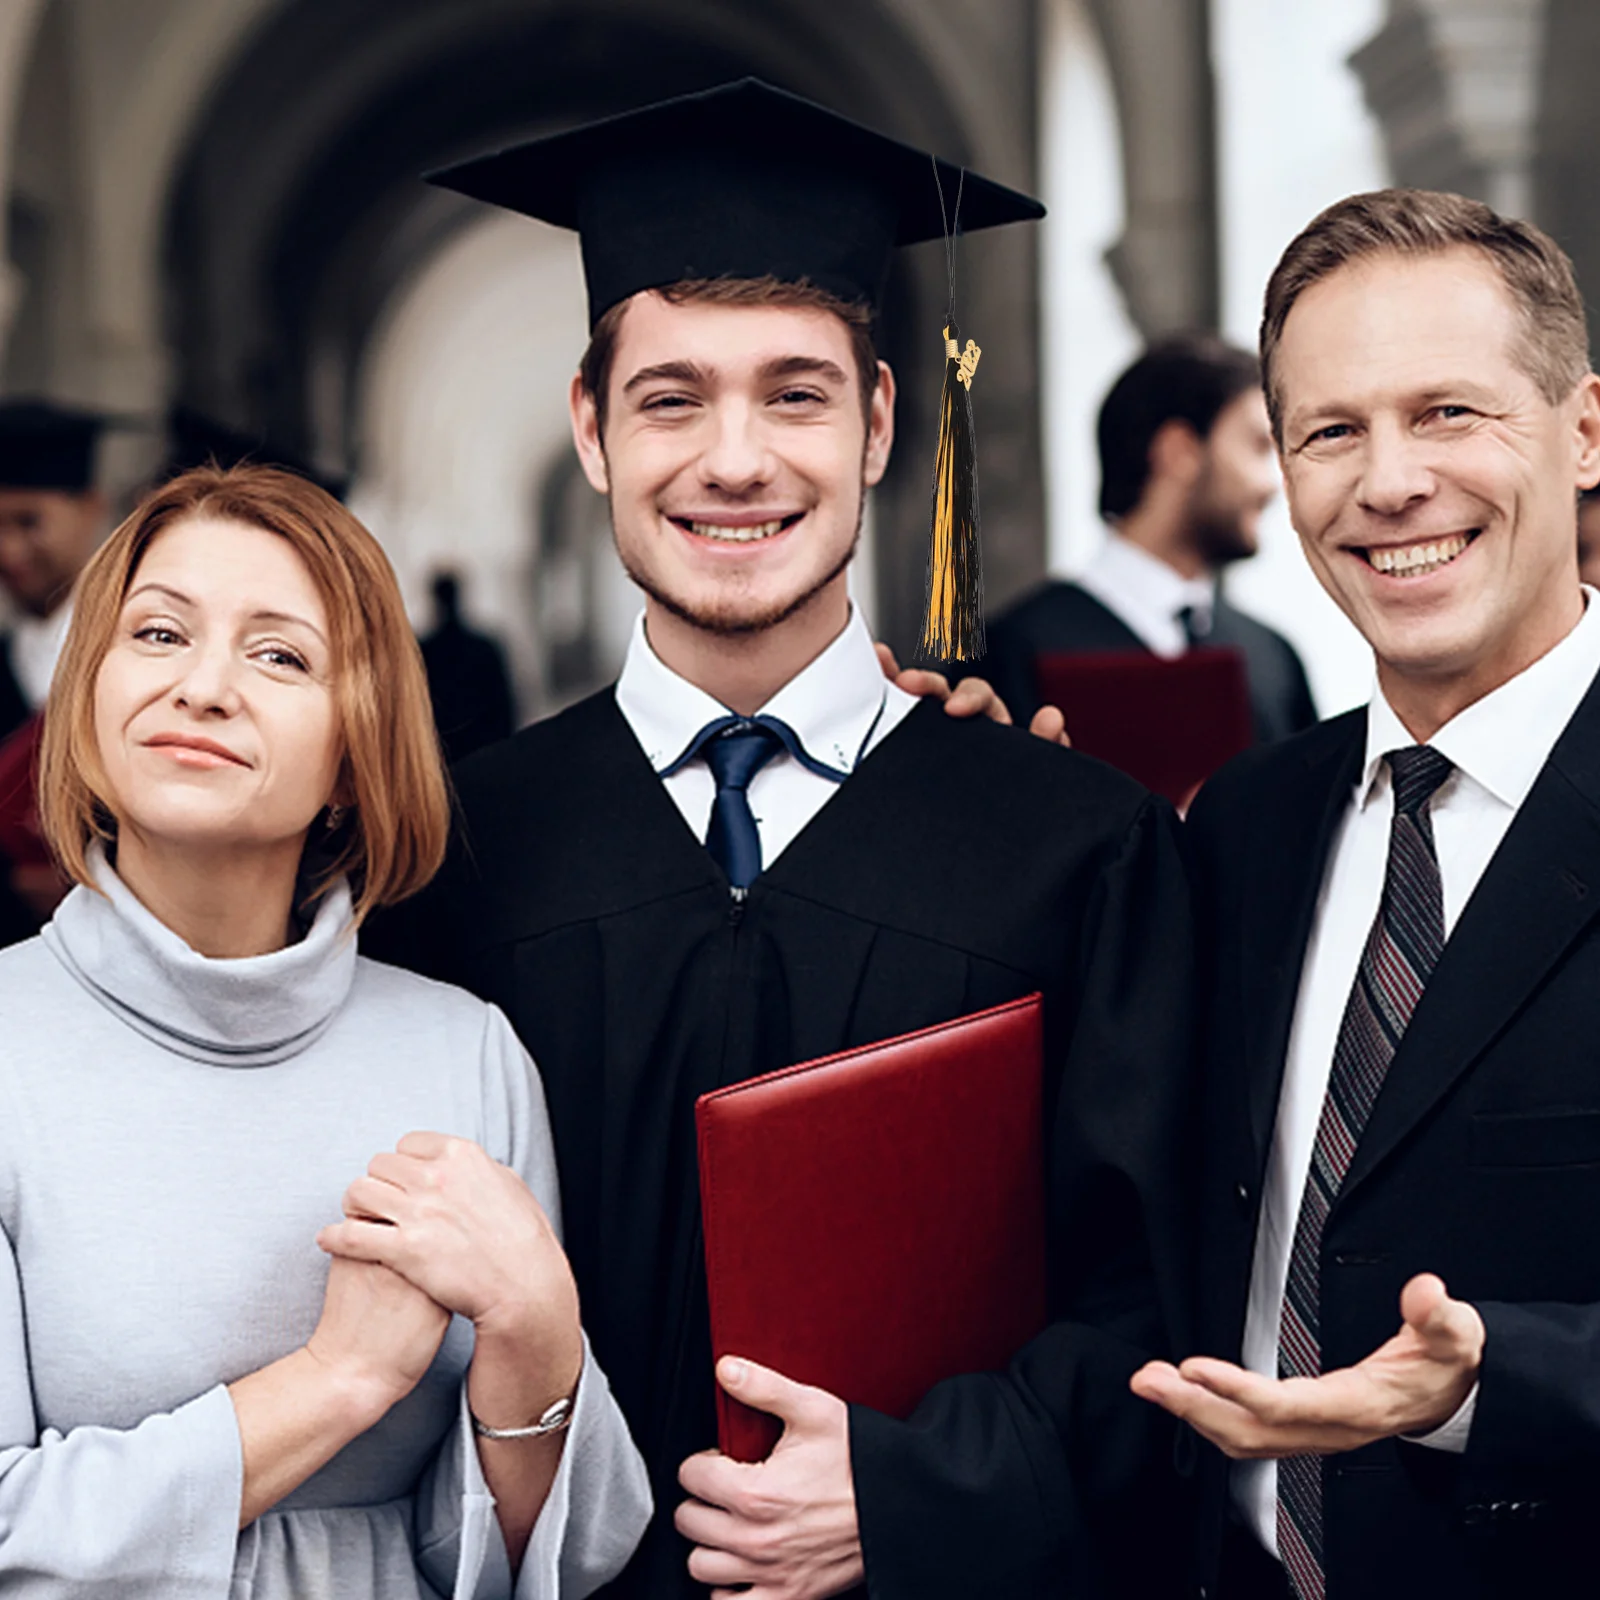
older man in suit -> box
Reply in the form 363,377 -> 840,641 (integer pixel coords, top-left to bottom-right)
1132,188 -> 1600,1599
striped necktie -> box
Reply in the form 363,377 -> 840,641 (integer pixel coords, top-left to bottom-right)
1276,744 -> 1454,1600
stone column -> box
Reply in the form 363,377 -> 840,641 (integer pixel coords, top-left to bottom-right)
1349,0 -> 1546,219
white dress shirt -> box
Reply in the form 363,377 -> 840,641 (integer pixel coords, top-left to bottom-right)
613,605 -> 918,870
1233,589 -> 1600,1554
1075,533 -> 1217,656
9,600 -> 72,710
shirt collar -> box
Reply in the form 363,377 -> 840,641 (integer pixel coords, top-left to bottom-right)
10,598 -> 73,710
1358,586 -> 1600,811
1085,533 -> 1216,620
615,603 -> 890,776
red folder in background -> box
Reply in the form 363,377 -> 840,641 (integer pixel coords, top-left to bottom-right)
696,994 -> 1047,1463
1032,647 -> 1252,808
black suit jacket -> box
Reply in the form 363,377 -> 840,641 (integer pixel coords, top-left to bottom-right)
1186,678 -> 1600,1597
985,580 -> 1318,745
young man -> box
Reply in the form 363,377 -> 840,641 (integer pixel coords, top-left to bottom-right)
376,81 -> 1195,1600
1133,190 -> 1600,1598
987,335 -> 1317,741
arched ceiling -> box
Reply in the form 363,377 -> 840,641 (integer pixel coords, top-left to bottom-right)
163,0 -> 985,460
158,0 -> 1050,646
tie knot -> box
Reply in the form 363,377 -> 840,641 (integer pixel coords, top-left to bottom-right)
702,721 -> 785,793
1386,744 -> 1453,816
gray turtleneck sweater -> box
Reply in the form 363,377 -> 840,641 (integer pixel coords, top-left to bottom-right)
0,856 -> 651,1598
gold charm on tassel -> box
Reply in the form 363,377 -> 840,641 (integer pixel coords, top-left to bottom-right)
919,323 -> 985,662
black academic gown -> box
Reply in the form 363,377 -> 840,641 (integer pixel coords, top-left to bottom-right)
370,690 -> 1196,1600
0,636 -> 27,746
985,579 -> 1318,745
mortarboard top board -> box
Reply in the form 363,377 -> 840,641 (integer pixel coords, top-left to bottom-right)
426,77 -> 1045,329
0,400 -> 113,493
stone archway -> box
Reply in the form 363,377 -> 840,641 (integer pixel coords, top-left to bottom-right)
159,0 -> 1046,652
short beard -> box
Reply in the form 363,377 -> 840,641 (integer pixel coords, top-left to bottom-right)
612,493 -> 864,638
1190,508 -> 1256,570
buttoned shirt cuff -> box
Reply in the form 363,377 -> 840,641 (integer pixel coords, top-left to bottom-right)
1404,1383 -> 1478,1453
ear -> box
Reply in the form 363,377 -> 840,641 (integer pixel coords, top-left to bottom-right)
1571,372 -> 1600,492
1148,418 -> 1205,488
568,371 -> 611,495
863,360 -> 896,489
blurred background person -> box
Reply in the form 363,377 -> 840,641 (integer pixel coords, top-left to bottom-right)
420,568 -> 515,763
0,399 -> 109,941
987,335 -> 1317,741
1577,485 -> 1600,588
0,399 -> 107,740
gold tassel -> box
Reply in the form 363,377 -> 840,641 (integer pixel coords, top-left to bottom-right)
918,322 -> 984,662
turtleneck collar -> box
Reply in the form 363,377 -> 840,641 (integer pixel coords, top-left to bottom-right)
42,846 -> 358,1067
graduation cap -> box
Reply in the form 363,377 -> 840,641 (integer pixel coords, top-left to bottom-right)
163,405 -> 350,502
428,78 -> 1045,661
0,400 -> 112,493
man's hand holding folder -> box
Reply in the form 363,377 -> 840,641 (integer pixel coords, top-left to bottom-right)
676,1357 -> 863,1599
677,996 -> 1048,1599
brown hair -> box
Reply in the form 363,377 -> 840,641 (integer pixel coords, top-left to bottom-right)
1260,188 -> 1591,439
38,464 -> 450,924
578,276 -> 880,434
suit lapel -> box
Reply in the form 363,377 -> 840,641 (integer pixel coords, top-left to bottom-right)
1341,682 -> 1600,1199
1240,715 -> 1365,1172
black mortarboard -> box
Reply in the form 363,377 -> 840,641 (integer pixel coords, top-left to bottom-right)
164,406 -> 350,501
427,78 -> 1044,330
0,400 -> 109,492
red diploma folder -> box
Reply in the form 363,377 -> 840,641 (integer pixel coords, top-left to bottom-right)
1032,647 -> 1252,809
696,994 -> 1047,1463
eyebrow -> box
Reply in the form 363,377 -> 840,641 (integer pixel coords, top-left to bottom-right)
622,359 -> 713,394
620,354 -> 851,395
758,355 -> 850,387
126,582 -> 329,647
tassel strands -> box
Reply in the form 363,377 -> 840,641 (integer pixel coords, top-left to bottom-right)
921,323 -> 984,660
918,162 -> 986,663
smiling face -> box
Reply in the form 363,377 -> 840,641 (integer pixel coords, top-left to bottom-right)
1275,248 -> 1600,726
93,514 -> 343,860
570,291 -> 894,644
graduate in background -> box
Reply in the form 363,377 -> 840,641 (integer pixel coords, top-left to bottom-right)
0,401 -> 109,941
372,80 -> 1196,1600
987,335 -> 1318,741
0,401 -> 108,741
420,569 -> 516,763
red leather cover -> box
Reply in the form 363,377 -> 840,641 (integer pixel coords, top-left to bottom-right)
1033,647 -> 1252,808
696,994 -> 1046,1463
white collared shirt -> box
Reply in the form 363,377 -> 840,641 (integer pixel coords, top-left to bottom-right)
1233,589 -> 1600,1553
614,605 -> 918,870
1075,533 -> 1217,656
9,600 -> 72,710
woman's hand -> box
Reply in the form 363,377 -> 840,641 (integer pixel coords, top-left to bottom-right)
318,1133 -> 583,1403
231,1255 -> 450,1527
304,1254 -> 451,1415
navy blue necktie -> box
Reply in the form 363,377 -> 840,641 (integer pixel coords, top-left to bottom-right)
666,715 -> 849,891
702,723 -> 784,890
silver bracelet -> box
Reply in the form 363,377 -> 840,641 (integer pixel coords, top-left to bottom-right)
470,1394 -> 575,1441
